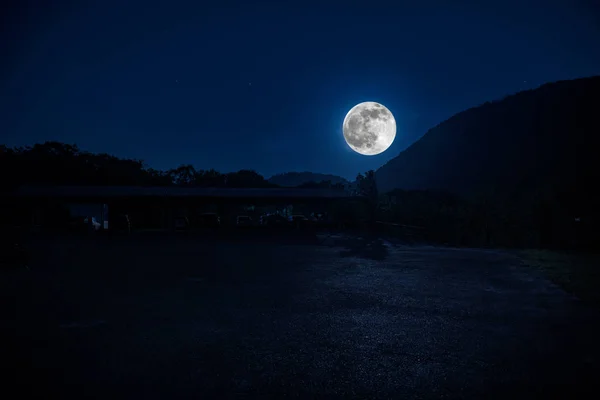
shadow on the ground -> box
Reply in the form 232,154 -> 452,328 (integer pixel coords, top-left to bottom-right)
336,235 -> 389,261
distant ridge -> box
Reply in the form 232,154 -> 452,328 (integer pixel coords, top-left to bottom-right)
375,75 -> 600,199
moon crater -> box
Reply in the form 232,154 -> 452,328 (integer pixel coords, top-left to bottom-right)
343,102 -> 396,155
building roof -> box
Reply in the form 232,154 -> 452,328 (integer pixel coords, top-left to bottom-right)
8,185 -> 358,199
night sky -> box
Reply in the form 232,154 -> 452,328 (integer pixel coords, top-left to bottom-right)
2,0 -> 599,180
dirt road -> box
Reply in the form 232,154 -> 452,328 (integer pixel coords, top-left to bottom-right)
3,232 -> 599,398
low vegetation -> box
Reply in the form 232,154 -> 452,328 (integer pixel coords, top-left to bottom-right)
376,187 -> 597,252
518,249 -> 600,306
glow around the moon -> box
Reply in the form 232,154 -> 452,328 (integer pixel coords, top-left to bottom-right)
342,102 -> 396,155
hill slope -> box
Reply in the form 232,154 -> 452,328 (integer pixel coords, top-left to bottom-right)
376,76 -> 600,200
268,172 -> 348,187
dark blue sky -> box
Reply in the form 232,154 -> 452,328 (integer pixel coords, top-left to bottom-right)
2,0 -> 599,180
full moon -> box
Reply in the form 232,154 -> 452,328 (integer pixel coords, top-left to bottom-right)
342,102 -> 396,155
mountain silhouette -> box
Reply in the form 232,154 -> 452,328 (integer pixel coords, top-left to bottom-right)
376,76 -> 600,202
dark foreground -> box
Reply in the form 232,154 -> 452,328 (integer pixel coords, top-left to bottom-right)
2,231 -> 599,399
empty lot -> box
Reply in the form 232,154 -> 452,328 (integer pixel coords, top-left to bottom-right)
2,231 -> 599,399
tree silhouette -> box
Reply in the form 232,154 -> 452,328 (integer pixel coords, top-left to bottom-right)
356,170 -> 378,224
0,141 -> 283,190
192,169 -> 224,187
168,164 -> 197,186
356,170 -> 378,199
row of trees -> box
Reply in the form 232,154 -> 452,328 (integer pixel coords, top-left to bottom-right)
0,142 -> 277,189
0,141 -> 379,193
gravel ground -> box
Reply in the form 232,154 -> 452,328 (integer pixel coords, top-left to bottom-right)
2,231 -> 599,399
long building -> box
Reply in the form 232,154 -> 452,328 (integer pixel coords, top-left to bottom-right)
3,185 -> 368,231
